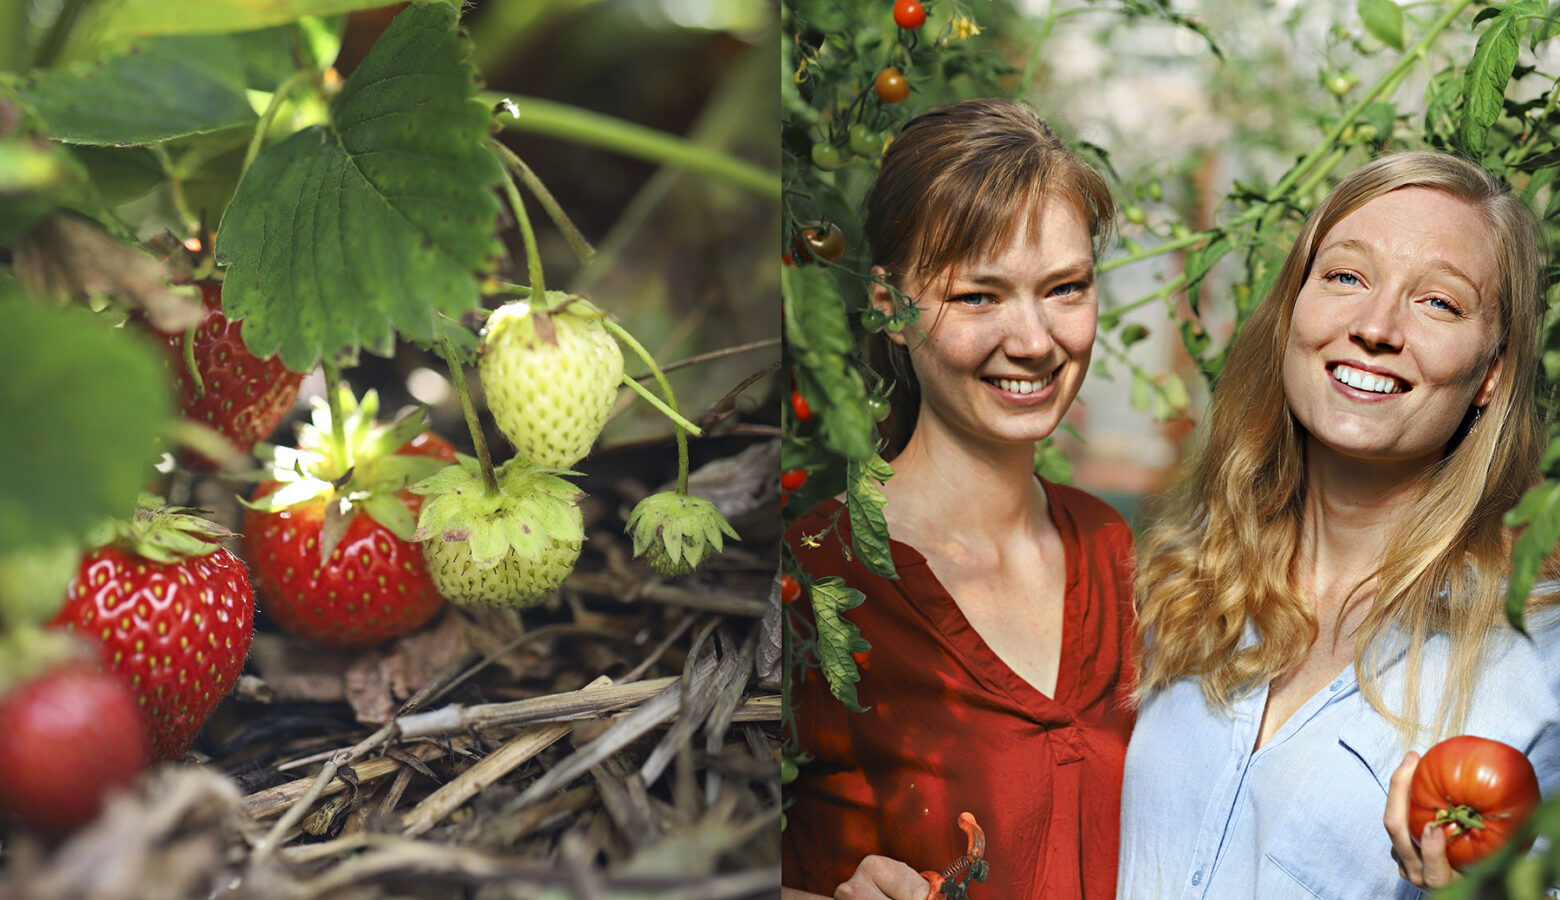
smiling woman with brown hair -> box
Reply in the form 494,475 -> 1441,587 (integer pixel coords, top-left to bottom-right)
1118,150 -> 1560,898
783,98 -> 1135,900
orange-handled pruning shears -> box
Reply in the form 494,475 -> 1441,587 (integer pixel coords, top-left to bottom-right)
920,811 -> 988,900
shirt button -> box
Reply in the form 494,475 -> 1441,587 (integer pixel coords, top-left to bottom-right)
1329,680 -> 1342,692
1192,870 -> 1202,885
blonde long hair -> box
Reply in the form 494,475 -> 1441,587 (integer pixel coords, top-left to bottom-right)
1135,150 -> 1553,742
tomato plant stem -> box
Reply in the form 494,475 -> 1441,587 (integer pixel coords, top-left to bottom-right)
499,166 -> 546,299
437,328 -> 499,492
490,140 -> 595,266
483,93 -> 779,200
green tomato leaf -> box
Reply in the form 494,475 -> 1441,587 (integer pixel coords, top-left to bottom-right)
784,265 -> 876,461
1358,0 -> 1405,51
1459,4 -> 1526,159
0,296 -> 173,550
845,452 -> 895,579
214,1 -> 504,372
808,576 -> 871,713
15,34 -> 256,145
1183,232 -> 1231,317
1504,480 -> 1560,633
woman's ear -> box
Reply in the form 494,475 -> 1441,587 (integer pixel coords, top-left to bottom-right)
871,266 -> 909,347
1474,352 -> 1504,408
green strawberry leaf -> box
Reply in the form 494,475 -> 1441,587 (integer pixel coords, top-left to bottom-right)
846,452 -> 895,579
81,0 -> 409,44
215,1 -> 504,372
809,576 -> 870,713
15,34 -> 256,146
0,296 -> 172,550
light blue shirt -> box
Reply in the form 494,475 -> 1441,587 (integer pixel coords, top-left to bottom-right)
1118,612 -> 1560,899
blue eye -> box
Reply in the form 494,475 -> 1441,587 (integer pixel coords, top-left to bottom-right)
951,293 -> 992,307
1426,296 -> 1463,315
1052,281 -> 1089,297
1327,271 -> 1361,286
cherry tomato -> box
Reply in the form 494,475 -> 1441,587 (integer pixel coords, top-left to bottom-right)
865,394 -> 891,422
781,250 -> 794,266
1408,735 -> 1541,871
790,390 -> 814,422
893,0 -> 926,29
860,307 -> 887,330
848,123 -> 882,158
780,574 -> 803,604
781,468 -> 808,491
875,67 -> 909,104
792,221 -> 845,265
811,142 -> 845,171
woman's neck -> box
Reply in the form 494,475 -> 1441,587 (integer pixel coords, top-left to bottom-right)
880,421 -> 1048,548
1297,440 -> 1434,610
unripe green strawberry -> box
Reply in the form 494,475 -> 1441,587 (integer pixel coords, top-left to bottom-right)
479,294 -> 623,468
412,456 -> 584,607
625,491 -> 738,576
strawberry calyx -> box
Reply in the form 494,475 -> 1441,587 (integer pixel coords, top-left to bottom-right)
625,490 -> 740,576
245,388 -> 449,558
93,493 -> 233,565
410,456 -> 585,568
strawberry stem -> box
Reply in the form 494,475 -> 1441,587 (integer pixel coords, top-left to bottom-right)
437,326 -> 499,492
497,156 -> 546,299
491,140 -> 596,266
242,69 -> 316,181
322,361 -> 350,479
601,318 -> 695,494
182,324 -> 206,398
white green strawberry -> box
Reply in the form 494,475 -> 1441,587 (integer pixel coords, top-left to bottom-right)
625,491 -> 738,577
411,456 -> 584,607
479,293 -> 624,468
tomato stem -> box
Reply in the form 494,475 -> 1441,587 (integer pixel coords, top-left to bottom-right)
436,325 -> 499,493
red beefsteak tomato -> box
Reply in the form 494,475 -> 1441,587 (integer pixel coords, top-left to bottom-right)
1408,735 -> 1540,871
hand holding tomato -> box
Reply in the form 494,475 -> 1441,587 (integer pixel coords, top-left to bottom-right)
1385,736 -> 1541,889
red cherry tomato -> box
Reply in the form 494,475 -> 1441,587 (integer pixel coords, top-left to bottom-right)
781,468 -> 808,491
792,221 -> 845,265
791,390 -> 814,422
875,67 -> 909,104
780,574 -> 803,604
893,0 -> 926,29
1408,735 -> 1541,871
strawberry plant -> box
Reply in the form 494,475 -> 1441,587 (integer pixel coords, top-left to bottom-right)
0,0 -> 776,864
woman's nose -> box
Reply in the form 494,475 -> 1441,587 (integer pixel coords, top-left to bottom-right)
1348,289 -> 1404,352
1004,302 -> 1056,359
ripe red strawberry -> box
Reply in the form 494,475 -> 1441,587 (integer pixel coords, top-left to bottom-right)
50,500 -> 255,761
135,279 -> 304,468
0,661 -> 151,832
245,389 -> 455,648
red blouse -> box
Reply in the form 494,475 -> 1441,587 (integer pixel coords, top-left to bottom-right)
783,481 -> 1136,899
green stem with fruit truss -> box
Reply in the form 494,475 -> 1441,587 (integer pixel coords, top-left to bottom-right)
483,93 -> 779,201
498,162 -> 546,299
242,69 -> 315,180
1097,0 -> 1470,281
490,139 -> 596,266
601,317 -> 696,493
437,328 -> 499,492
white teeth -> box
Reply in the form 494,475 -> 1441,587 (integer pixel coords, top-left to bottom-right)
992,376 -> 1052,395
1332,364 -> 1403,394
